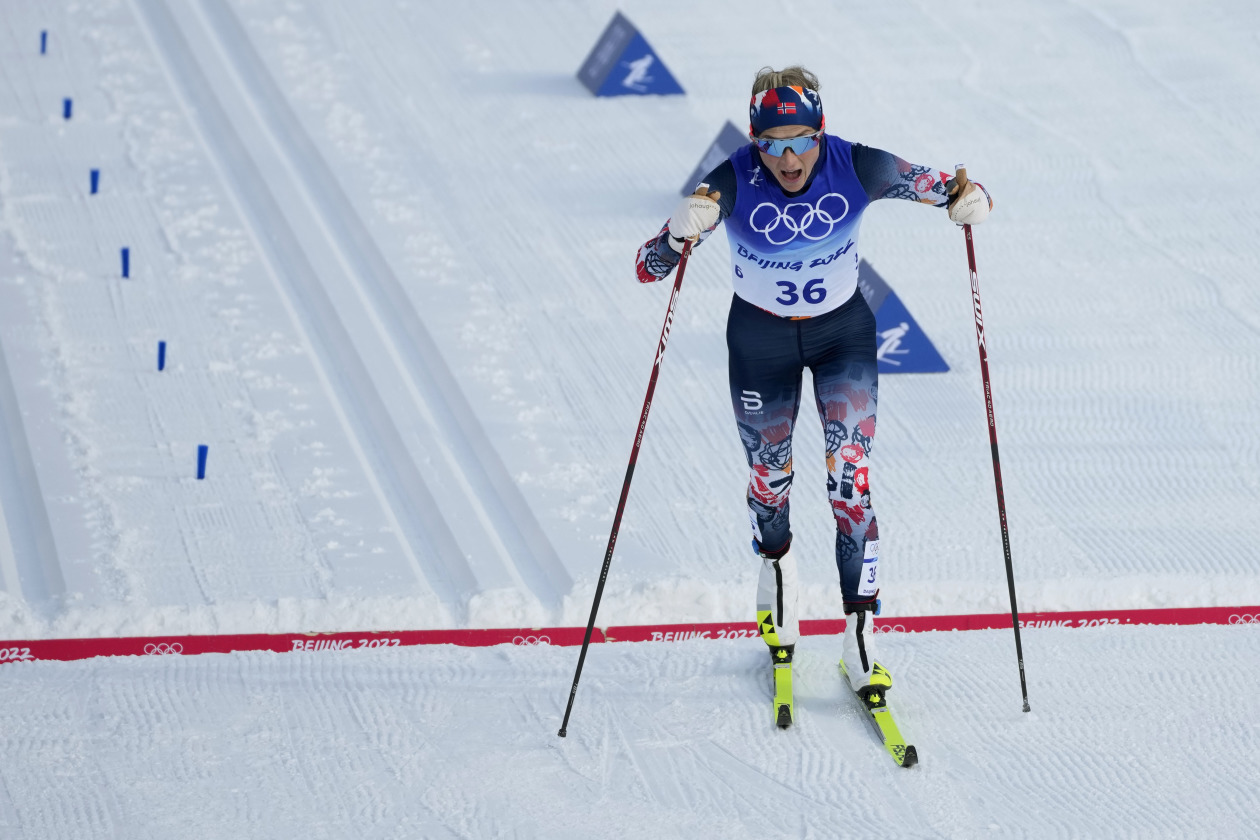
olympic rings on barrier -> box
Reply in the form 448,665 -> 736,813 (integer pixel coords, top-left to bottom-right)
143,643 -> 184,656
870,624 -> 906,634
1229,614 -> 1258,625
749,193 -> 850,245
512,635 -> 551,646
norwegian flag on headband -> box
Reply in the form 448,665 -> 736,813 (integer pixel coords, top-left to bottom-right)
749,85 -> 824,136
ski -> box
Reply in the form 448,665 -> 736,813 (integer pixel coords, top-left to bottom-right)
772,645 -> 794,729
841,662 -> 917,767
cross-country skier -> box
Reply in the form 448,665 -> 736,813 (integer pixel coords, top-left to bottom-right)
635,66 -> 992,728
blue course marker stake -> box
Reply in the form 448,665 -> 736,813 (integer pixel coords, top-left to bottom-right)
90,169 -> 99,194
63,97 -> 72,119
197,445 -> 208,480
41,31 -> 47,54
121,247 -> 130,278
157,341 -> 166,371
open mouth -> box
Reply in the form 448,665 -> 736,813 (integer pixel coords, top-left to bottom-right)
779,167 -> 804,184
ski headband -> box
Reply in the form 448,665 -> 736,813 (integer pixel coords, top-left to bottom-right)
748,86 -> 825,137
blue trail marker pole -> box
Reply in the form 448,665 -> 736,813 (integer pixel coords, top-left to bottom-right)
90,169 -> 100,194
41,31 -> 48,54
63,98 -> 72,119
157,341 -> 166,371
196,445 -> 208,480
121,247 -> 130,278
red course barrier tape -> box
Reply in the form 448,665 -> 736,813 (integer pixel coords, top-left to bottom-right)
1,606 -> 1256,665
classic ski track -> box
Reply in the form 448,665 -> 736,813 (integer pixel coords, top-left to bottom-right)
0,297 -> 63,612
129,0 -> 499,616
187,0 -> 571,612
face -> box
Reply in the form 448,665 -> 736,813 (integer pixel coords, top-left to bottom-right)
756,124 -> 821,192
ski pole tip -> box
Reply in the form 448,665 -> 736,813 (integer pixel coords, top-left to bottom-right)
1022,702 -> 1031,713
557,728 -> 568,737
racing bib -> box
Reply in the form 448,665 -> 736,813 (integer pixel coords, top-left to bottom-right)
724,137 -> 871,318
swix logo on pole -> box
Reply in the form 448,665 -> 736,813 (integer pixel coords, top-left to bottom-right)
966,227 -> 987,355
656,286 -> 680,366
971,269 -> 986,354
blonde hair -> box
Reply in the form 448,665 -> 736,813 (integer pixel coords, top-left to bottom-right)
751,66 -> 821,95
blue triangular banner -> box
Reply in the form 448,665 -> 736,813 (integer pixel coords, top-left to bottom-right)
857,259 -> 949,374
577,13 -> 684,97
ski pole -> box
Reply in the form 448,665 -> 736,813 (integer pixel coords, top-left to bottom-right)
558,236 -> 698,738
955,166 -> 1031,713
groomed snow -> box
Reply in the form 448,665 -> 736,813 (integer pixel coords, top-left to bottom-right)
1,0 -> 1259,836
2,0 -> 1259,639
3,625 -> 1259,838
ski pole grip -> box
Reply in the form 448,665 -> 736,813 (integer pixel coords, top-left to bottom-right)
687,185 -> 721,241
953,164 -> 969,195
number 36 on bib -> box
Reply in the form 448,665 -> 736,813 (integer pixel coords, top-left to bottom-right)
775,277 -> 827,306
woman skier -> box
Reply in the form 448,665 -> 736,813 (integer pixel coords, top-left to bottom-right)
635,65 -> 992,728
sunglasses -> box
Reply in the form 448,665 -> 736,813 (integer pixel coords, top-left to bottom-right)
752,131 -> 822,157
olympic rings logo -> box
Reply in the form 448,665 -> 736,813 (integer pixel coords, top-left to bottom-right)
870,624 -> 905,634
1229,614 -> 1259,625
512,635 -> 551,646
143,643 -> 184,656
749,193 -> 849,245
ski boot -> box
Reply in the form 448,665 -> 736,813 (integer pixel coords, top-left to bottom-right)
840,601 -> 892,708
839,602 -> 917,767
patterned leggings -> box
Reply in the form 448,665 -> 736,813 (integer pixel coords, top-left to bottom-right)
727,291 -> 880,608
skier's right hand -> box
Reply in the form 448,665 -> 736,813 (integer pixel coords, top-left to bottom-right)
667,185 -> 722,253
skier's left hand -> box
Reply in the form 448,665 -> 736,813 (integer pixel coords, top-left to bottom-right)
947,173 -> 992,225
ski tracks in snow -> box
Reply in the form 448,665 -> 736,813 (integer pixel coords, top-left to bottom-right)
0,264 -> 64,615
130,0 -> 569,621
5,626 -> 1258,837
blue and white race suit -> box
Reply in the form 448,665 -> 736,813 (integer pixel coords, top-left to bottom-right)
635,135 -> 989,630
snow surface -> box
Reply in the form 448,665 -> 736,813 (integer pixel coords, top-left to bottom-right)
1,0 -> 1259,836
3,625 -> 1260,838
3,0 -> 1259,640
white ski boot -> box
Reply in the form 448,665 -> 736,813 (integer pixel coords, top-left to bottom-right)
840,603 -> 892,701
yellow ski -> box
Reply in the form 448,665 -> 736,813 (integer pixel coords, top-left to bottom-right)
759,610 -> 795,729
840,661 -> 918,767
773,648 -> 793,729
